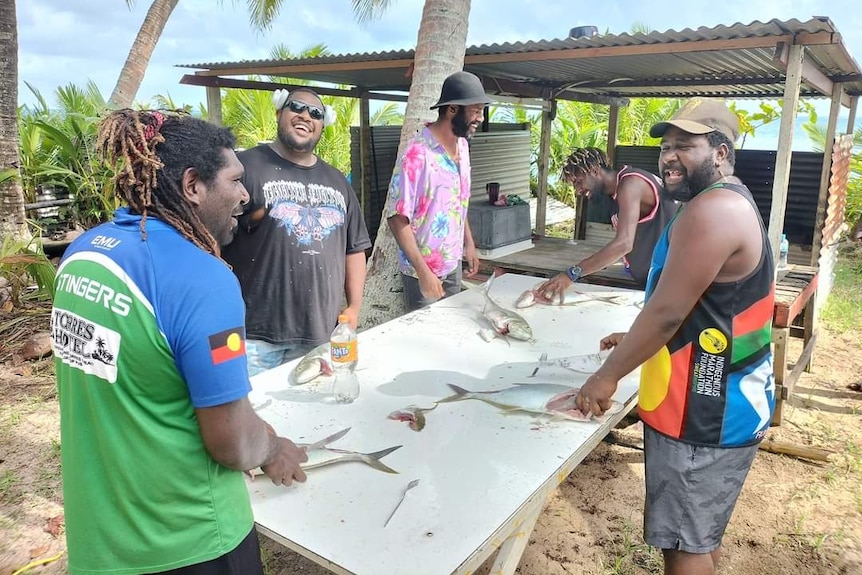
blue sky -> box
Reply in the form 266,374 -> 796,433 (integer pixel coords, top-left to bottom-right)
17,0 -> 862,110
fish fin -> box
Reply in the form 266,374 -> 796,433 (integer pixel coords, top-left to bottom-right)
436,383 -> 473,404
303,427 -> 351,450
360,445 -> 403,474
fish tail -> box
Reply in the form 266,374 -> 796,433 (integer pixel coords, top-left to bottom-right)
360,445 -> 402,474
436,383 -> 473,404
304,427 -> 351,450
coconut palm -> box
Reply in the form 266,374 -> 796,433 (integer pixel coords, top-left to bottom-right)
358,0 -> 473,328
0,0 -> 27,242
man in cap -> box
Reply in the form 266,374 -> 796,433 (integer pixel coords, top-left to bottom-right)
575,99 -> 776,575
223,87 -> 371,376
385,71 -> 489,310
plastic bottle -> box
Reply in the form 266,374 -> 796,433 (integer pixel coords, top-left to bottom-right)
329,314 -> 359,403
779,233 -> 789,269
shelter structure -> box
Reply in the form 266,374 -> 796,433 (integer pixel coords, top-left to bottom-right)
179,17 -> 862,423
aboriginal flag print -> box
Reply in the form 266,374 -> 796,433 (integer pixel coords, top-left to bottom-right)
209,327 -> 246,364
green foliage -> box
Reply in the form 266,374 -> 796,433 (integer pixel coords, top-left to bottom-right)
820,249 -> 862,335
18,81 -> 117,229
0,230 -> 56,307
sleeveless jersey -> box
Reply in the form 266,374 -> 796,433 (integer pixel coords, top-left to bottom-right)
638,183 -> 776,447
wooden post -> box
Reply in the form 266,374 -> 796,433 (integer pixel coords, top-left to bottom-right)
847,96 -> 858,134
206,86 -> 222,126
606,104 -> 620,167
767,44 -> 803,270
770,327 -> 789,426
359,95 -> 372,213
809,84 -> 843,266
535,99 -> 554,237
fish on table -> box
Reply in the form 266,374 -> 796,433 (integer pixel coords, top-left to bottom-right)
247,427 -> 402,479
514,285 -> 635,309
289,342 -> 333,385
480,275 -> 533,341
531,350 -> 610,376
387,404 -> 438,432
437,383 -> 622,422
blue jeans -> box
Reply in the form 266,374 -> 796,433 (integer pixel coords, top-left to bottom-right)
245,339 -> 315,377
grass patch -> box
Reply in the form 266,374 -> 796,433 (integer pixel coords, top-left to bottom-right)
0,470 -> 20,505
600,517 -> 663,575
820,250 -> 862,334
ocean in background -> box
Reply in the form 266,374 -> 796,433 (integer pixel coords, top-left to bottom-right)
740,113 -> 859,152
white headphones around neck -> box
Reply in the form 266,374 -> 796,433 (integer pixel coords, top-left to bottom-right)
271,88 -> 336,127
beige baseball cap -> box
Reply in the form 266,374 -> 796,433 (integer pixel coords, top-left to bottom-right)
649,99 -> 740,143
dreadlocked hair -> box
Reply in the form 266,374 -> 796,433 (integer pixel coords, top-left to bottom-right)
96,109 -> 237,255
561,147 -> 610,183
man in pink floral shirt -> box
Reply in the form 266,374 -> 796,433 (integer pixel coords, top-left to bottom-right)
386,71 -> 489,310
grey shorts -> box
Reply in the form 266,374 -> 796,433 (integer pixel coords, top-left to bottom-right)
400,267 -> 462,311
643,425 -> 758,554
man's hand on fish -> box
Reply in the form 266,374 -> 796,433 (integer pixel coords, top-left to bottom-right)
463,244 -> 480,278
260,436 -> 309,487
600,332 -> 627,350
418,268 -> 445,301
576,373 -> 619,417
535,272 -> 575,305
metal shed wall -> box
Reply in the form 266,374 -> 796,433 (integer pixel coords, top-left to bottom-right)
612,146 -> 825,247
350,124 -> 531,243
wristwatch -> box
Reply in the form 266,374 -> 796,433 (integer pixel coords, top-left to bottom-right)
566,265 -> 584,283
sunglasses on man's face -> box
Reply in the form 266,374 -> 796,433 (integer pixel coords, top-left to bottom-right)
284,99 -> 325,121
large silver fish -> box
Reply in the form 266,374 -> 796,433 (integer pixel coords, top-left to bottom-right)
248,427 -> 402,478
515,286 -> 634,309
481,276 -> 533,341
438,383 -> 622,422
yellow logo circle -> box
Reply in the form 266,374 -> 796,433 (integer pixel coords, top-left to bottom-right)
226,332 -> 242,352
699,328 -> 727,354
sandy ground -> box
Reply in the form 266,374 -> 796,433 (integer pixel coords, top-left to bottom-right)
1,325 -> 860,575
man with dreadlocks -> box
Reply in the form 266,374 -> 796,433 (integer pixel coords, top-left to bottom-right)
536,147 -> 676,299
222,87 -> 371,376
51,109 -> 308,575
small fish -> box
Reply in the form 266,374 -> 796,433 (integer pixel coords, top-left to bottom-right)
387,404 -> 438,431
515,285 -> 630,308
290,343 -> 333,385
247,427 -> 402,479
535,350 -> 610,375
481,276 -> 533,341
438,383 -> 622,422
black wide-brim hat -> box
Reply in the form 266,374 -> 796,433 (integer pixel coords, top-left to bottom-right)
430,71 -> 492,109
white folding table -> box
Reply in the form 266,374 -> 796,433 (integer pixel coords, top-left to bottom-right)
248,273 -> 644,575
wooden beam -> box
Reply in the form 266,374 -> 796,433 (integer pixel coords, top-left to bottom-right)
195,58 -> 413,78
535,100 -> 554,237
476,75 -> 628,107
767,43 -> 803,271
606,104 -> 620,167
358,96 -> 371,214
774,42 -> 850,105
181,75 -> 409,103
206,86 -> 222,126
810,84 -> 843,266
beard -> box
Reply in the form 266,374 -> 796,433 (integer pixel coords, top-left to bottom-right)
277,121 -> 319,153
451,107 -> 475,139
665,156 -> 720,202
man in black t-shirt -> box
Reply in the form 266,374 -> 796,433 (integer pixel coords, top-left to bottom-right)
223,88 -> 371,376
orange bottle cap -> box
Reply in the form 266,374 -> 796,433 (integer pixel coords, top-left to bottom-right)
338,314 -> 349,323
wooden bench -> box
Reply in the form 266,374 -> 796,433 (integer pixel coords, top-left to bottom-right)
771,265 -> 819,425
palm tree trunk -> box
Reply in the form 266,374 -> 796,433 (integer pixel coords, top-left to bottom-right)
109,0 -> 180,108
0,0 -> 28,242
359,0 -> 472,329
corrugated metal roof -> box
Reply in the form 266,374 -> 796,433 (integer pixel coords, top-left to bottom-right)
178,17 -> 862,99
